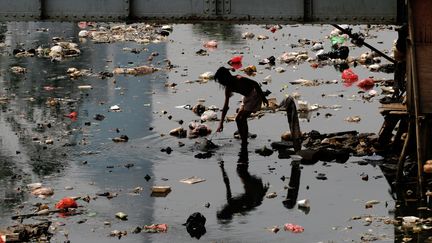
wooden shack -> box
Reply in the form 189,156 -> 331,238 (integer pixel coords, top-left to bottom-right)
399,0 -> 432,199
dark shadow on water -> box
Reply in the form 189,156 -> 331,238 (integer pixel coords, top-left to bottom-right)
217,145 -> 269,223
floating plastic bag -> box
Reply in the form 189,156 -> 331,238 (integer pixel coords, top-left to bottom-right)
228,55 -> 243,70
318,46 -> 349,60
55,197 -> 78,210
242,65 -> 257,76
228,55 -> 243,64
189,122 -> 212,138
31,187 -> 54,197
330,36 -> 346,46
184,212 -> 206,239
341,69 -> 358,82
200,110 -> 217,121
203,40 -> 218,49
357,78 -> 375,90
199,71 -> 214,80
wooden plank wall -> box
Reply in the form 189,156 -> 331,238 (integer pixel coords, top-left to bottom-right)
411,0 -> 432,113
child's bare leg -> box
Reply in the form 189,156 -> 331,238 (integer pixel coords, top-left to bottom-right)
236,109 -> 252,146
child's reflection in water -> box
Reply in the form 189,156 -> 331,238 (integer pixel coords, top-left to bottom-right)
217,146 -> 269,222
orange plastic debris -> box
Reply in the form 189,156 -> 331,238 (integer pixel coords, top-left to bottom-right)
55,197 -> 78,210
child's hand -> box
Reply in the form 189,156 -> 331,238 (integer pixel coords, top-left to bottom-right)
216,124 -> 223,132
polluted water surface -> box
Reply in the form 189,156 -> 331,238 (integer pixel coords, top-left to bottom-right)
0,21 -> 422,242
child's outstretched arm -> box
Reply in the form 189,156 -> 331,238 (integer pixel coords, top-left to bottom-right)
217,88 -> 231,132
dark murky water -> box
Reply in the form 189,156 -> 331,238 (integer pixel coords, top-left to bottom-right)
0,22 -> 407,242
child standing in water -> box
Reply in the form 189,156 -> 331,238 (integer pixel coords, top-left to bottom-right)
214,67 -> 268,146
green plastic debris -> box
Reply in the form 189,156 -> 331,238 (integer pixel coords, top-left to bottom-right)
330,36 -> 346,46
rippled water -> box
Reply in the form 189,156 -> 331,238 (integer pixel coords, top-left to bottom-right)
0,22 -> 406,242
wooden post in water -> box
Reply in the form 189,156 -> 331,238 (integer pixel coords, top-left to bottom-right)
406,0 -> 432,202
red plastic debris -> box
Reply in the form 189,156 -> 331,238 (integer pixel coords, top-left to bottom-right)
341,68 -> 358,82
310,63 -> 319,69
270,26 -> 277,33
228,55 -> 243,64
65,111 -> 78,120
143,224 -> 168,233
284,223 -> 304,233
228,55 -> 243,70
357,77 -> 375,90
55,197 -> 78,210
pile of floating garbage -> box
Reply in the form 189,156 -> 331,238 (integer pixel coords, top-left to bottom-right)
78,22 -> 172,44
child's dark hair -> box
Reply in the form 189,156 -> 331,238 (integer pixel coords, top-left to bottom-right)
214,67 -> 232,86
